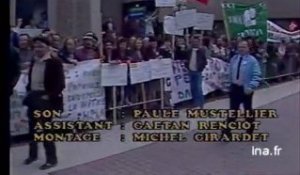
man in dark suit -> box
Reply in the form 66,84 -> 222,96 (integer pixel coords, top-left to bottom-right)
23,36 -> 65,170
187,36 -> 208,108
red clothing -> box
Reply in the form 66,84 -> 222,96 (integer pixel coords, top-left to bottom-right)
74,46 -> 99,62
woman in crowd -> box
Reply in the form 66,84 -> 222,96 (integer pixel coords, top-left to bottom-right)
58,38 -> 78,65
174,36 -> 189,60
159,39 -> 173,59
211,37 -> 227,61
129,38 -> 144,62
256,41 -> 269,78
103,40 -> 115,63
111,39 -> 133,105
277,40 -> 287,75
18,34 -> 34,70
112,38 -> 131,62
144,36 -> 160,61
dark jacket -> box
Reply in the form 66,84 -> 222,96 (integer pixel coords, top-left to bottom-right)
111,49 -> 131,62
8,47 -> 21,95
159,48 -> 173,59
26,57 -> 65,110
174,46 -> 189,60
186,48 -> 208,72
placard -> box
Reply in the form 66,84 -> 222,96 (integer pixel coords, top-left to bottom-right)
175,9 -> 197,29
194,13 -> 215,30
101,63 -> 128,86
163,16 -> 184,36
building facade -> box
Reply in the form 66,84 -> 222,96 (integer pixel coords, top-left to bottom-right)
10,0 -> 300,37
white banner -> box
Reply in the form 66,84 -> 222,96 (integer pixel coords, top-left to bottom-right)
10,60 -> 106,136
169,60 -> 192,104
175,9 -> 197,29
155,0 -> 176,7
150,58 -> 173,79
129,62 -> 151,84
194,13 -> 215,31
14,28 -> 43,37
101,63 -> 128,86
202,58 -> 230,95
163,16 -> 184,36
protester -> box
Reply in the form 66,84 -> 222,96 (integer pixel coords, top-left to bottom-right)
102,17 -> 116,33
18,34 -> 34,70
58,38 -> 78,65
187,36 -> 207,109
256,41 -> 269,78
51,33 -> 62,50
74,32 -> 100,61
211,37 -> 227,61
8,45 -> 21,96
23,36 -> 65,170
159,39 -> 173,58
276,40 -> 287,75
128,38 -> 144,62
174,37 -> 189,60
112,38 -> 131,62
221,40 -> 262,140
144,36 -> 160,61
103,40 -> 114,62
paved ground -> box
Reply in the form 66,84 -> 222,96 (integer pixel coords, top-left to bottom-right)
11,79 -> 300,175
50,93 -> 300,175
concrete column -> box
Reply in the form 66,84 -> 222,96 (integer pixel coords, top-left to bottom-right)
10,0 -> 16,26
48,0 -> 102,38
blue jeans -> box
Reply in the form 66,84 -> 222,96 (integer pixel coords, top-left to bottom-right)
190,71 -> 204,108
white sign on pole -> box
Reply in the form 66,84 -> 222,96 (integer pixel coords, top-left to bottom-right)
163,16 -> 184,36
101,63 -> 128,86
150,58 -> 173,79
155,0 -> 176,7
129,62 -> 151,84
194,13 -> 215,31
10,60 -> 106,136
15,29 -> 43,37
175,9 -> 197,29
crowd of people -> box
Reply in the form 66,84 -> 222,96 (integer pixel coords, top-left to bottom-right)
9,17 -> 300,170
10,24 -> 300,107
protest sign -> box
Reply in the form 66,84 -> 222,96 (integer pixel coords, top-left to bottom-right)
155,0 -> 176,7
169,60 -> 192,104
129,62 -> 151,84
14,28 -> 43,37
202,58 -> 230,95
150,58 -> 173,79
222,2 -> 267,41
194,13 -> 215,31
101,63 -> 128,86
163,16 -> 184,36
267,20 -> 300,42
175,9 -> 197,29
10,60 -> 106,136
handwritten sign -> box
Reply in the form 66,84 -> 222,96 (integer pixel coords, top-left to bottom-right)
194,13 -> 215,31
129,62 -> 151,84
175,9 -> 197,29
150,58 -> 173,79
163,16 -> 184,36
101,63 -> 128,86
10,60 -> 106,136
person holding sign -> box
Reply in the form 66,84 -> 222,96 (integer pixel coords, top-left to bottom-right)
187,36 -> 208,108
222,40 -> 262,140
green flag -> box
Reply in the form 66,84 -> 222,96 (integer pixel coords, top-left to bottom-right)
222,2 -> 267,41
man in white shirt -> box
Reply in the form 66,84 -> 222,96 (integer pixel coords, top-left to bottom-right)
187,36 -> 207,108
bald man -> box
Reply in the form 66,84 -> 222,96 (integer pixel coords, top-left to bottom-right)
222,40 -> 262,139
